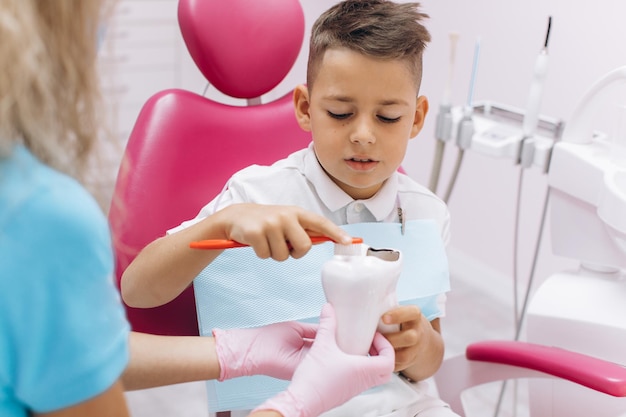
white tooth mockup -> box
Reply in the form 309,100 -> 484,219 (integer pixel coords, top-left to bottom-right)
321,244 -> 402,355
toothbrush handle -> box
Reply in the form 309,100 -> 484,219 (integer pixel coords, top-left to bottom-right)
189,236 -> 363,250
189,239 -> 247,249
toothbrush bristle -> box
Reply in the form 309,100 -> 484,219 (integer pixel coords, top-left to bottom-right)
334,242 -> 364,256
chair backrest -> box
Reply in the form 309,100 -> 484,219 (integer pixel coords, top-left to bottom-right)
179,0 -> 304,99
108,0 -> 307,336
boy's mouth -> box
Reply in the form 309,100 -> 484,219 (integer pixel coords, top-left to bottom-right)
345,157 -> 378,171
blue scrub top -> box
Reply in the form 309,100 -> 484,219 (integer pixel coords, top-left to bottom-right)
0,146 -> 130,416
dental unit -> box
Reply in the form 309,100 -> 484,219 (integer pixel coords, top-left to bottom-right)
429,13 -> 626,414
524,66 -> 626,416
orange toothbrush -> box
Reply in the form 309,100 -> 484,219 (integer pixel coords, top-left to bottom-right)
189,236 -> 363,250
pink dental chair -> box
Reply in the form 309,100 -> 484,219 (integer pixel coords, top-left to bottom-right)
108,0 -> 308,337
108,0 -> 626,415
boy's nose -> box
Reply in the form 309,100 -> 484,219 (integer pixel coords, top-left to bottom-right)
349,118 -> 376,145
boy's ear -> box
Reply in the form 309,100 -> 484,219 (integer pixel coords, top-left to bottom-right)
293,84 -> 312,132
410,95 -> 429,138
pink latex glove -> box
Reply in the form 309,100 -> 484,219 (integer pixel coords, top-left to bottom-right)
213,320 -> 317,381
253,304 -> 395,417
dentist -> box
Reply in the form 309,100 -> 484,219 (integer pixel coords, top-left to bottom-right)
0,1 -> 393,416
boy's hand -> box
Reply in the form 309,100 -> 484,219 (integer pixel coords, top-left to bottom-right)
214,204 -> 352,261
380,305 -> 433,372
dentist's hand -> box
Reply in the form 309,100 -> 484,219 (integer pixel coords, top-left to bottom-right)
254,304 -> 395,417
213,321 -> 316,381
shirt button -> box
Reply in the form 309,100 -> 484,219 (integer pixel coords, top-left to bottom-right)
353,203 -> 364,212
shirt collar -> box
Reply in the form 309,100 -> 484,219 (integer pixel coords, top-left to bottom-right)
303,144 -> 399,221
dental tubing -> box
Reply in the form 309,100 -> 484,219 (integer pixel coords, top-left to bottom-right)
495,17 -> 554,417
457,36 -> 481,151
430,32 -> 460,193
443,37 -> 481,203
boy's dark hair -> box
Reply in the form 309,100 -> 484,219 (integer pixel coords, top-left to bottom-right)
307,0 -> 430,91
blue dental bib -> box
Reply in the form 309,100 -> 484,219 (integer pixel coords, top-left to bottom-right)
193,219 -> 449,412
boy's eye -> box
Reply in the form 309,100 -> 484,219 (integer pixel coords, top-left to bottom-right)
378,115 -> 401,123
327,111 -> 352,120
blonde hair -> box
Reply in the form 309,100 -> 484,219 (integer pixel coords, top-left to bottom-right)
0,0 -> 112,182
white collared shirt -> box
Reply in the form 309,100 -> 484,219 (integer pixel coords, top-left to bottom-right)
170,143 -> 450,245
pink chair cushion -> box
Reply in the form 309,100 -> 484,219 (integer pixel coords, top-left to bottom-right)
178,0 -> 305,99
109,89 -> 311,335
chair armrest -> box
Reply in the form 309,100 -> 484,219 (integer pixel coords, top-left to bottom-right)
466,340 -> 626,397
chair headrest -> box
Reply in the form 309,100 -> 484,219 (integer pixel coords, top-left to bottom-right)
178,0 -> 305,99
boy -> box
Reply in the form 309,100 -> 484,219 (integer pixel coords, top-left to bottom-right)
123,1 -> 457,416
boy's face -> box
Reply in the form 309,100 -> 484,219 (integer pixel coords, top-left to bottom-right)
294,47 -> 428,200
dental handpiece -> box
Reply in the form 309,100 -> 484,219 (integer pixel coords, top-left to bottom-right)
522,16 -> 552,140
